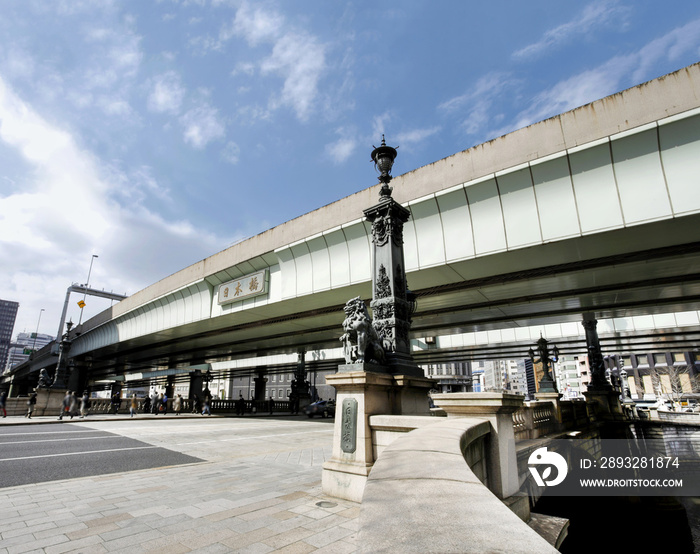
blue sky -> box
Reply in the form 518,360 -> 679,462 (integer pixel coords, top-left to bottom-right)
1,0 -> 699,340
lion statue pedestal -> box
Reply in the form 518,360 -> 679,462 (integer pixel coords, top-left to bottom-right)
323,297 -> 435,502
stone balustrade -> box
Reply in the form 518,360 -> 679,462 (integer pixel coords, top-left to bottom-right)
358,417 -> 557,553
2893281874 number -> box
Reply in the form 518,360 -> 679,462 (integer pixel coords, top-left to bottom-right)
599,456 -> 680,469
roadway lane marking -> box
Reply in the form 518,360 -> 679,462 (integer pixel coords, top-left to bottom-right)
0,445 -> 158,461
0,430 -> 109,437
0,436 -> 123,445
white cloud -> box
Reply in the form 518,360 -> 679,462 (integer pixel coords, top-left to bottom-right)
213,3 -> 328,122
230,2 -> 284,45
260,32 -> 326,121
513,0 -> 631,61
147,71 -> 186,114
503,19 -> 700,136
372,113 -> 391,139
439,73 -> 518,137
0,76 -> 224,337
326,134 -> 356,164
180,102 -> 226,148
396,127 -> 441,147
220,141 -> 240,164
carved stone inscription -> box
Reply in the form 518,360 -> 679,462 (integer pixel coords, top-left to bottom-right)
340,398 -> 358,454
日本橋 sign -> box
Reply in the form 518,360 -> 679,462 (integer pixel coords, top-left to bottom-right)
217,270 -> 268,305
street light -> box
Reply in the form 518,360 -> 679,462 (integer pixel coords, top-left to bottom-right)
78,254 -> 98,326
31,308 -> 45,351
371,135 -> 398,198
528,334 -> 559,393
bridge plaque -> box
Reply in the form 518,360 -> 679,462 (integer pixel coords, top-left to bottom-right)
218,270 -> 268,305
340,398 -> 358,454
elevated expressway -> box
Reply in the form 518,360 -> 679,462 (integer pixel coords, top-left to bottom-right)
9,64 -> 700,388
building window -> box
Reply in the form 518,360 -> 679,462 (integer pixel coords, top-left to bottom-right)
653,353 -> 667,366
673,352 -> 686,364
637,355 -> 648,366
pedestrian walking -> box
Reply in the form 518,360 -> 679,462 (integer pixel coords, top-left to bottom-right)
69,391 -> 78,419
143,395 -> 151,414
202,395 -> 211,416
26,390 -> 37,418
151,390 -> 159,415
236,393 -> 245,416
80,391 -> 90,418
154,393 -> 163,415
0,390 -> 6,418
161,392 -> 168,415
192,394 -> 200,414
130,394 -> 138,417
58,391 -> 71,420
173,394 -> 182,415
110,391 -> 122,414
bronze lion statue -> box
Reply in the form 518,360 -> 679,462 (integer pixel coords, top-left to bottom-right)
340,297 -> 386,365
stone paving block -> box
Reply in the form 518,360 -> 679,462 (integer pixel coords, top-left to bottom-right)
336,506 -> 360,519
86,513 -> 134,528
66,522 -> 120,540
312,538 -> 358,554
142,539 -> 191,554
271,510 -> 298,521
221,526 -> 276,550
304,525 -> 355,548
99,521 -> 154,542
141,513 -> 193,530
260,526 -> 316,550
34,522 -> 87,540
271,541 -> 316,554
173,527 -> 237,550
230,543 -> 275,554
277,491 -> 310,502
225,516 -> 279,535
6,533 -> 69,554
154,517 -> 200,536
300,514 -> 344,533
101,528 -> 163,551
43,534 -> 104,554
2,520 -> 56,539
260,515 -> 310,535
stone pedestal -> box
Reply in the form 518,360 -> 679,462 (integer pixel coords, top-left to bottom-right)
34,388 -> 69,417
322,366 -> 435,502
431,393 -> 524,504
584,389 -> 624,419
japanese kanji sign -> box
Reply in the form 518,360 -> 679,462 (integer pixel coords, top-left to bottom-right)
217,269 -> 268,305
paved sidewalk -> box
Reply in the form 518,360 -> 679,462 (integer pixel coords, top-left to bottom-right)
0,416 -> 359,553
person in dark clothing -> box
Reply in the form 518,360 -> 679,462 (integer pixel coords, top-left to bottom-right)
26,390 -> 37,418
192,394 -> 201,414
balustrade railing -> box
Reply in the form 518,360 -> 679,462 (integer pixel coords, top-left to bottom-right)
512,399 -> 592,440
77,397 -> 291,415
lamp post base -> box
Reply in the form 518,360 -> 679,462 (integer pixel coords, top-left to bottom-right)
322,365 -> 435,502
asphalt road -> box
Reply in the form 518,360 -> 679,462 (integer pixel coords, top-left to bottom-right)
0,423 -> 203,488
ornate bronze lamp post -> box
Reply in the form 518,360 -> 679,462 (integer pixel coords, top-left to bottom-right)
582,315 -> 613,391
528,335 -> 559,393
52,320 -> 74,389
362,136 -> 422,376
